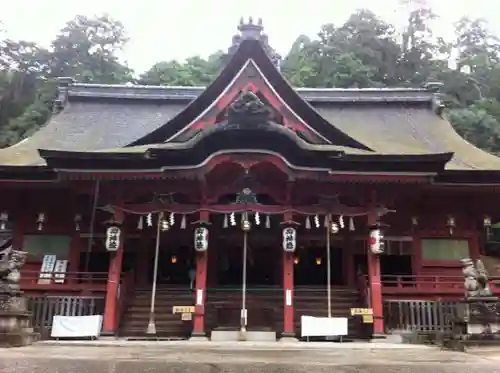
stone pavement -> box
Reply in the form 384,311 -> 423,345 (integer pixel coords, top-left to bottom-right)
1,341 -> 500,373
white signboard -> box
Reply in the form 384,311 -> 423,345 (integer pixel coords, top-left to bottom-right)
51,315 -> 103,339
53,260 -> 68,284
301,316 -> 348,338
38,255 -> 57,284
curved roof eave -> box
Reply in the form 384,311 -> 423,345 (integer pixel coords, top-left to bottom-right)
128,39 -> 371,151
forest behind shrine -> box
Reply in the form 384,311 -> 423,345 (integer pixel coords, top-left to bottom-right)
2,7 -> 500,153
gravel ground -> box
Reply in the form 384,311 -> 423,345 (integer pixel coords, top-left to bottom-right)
0,343 -> 499,373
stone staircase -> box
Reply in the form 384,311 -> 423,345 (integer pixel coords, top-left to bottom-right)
119,284 -> 368,339
119,285 -> 194,338
294,286 -> 370,339
205,287 -> 283,333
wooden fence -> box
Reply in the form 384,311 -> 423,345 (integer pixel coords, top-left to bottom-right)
383,299 -> 460,333
28,295 -> 105,331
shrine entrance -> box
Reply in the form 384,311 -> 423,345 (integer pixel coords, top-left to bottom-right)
209,225 -> 282,334
294,244 -> 345,286
153,245 -> 194,285
216,233 -> 281,286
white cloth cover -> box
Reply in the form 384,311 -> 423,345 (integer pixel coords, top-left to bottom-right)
51,315 -> 103,338
301,315 -> 348,337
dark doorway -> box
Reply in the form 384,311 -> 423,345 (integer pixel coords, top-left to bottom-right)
294,246 -> 344,286
353,254 -> 413,284
217,243 -> 280,286
153,245 -> 194,285
381,255 -> 413,284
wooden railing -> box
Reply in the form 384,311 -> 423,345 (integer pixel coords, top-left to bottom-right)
366,275 -> 500,296
383,299 -> 459,333
21,270 -> 109,292
28,295 -> 105,337
21,271 -> 138,293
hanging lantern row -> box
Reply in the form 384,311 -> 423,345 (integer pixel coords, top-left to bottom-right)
134,211 -> 358,232
410,215 -> 493,236
2,209 -> 495,238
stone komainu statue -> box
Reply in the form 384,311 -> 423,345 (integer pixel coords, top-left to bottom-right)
0,248 -> 26,296
461,258 -> 493,298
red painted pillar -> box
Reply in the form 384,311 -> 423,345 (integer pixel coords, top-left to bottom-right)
282,250 -> 295,338
367,213 -> 384,335
102,218 -> 125,334
281,212 -> 296,339
191,218 -> 209,340
192,250 -> 208,337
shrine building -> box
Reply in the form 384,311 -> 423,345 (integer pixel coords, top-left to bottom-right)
1,19 -> 500,340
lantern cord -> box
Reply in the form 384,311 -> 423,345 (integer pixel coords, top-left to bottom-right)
147,212 -> 162,335
326,213 -> 332,318
84,180 -> 100,273
240,227 -> 248,335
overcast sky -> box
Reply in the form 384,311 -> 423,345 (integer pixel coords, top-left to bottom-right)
1,0 -> 498,74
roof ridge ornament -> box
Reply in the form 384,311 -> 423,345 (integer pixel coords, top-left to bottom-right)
238,16 -> 264,40
229,17 -> 281,69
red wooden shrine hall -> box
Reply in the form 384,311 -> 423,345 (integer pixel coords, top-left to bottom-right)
1,18 -> 500,339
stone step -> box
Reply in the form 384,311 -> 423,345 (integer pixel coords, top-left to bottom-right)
120,286 -> 365,338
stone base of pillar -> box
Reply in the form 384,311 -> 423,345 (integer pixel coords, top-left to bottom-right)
100,330 -> 117,337
279,332 -> 298,342
189,332 -> 209,341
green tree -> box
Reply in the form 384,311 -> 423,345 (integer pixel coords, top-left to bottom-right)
0,14 -> 134,147
49,14 -> 133,83
139,51 -> 225,86
4,9 -> 500,154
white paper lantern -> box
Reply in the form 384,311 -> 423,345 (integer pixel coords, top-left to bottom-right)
194,227 -> 209,252
369,228 -> 384,254
282,227 -> 297,252
105,225 -> 121,251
